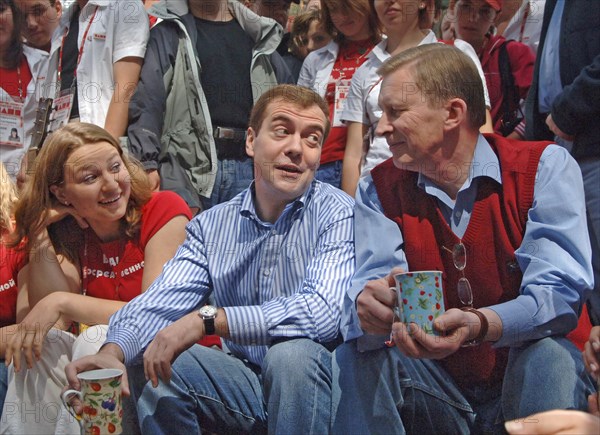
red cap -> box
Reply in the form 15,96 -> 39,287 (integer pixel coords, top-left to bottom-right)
483,0 -> 503,11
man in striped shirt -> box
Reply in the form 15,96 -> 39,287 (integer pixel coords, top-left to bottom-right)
65,84 -> 355,434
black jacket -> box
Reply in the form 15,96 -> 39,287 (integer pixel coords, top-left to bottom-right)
525,0 -> 600,160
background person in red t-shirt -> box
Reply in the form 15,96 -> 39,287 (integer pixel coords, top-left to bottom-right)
298,0 -> 382,189
0,162 -> 28,419
452,0 -> 535,138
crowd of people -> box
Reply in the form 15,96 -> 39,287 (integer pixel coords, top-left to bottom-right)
0,0 -> 599,434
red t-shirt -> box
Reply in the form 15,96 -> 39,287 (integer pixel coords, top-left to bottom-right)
80,191 -> 191,302
0,56 -> 33,100
321,39 -> 374,165
0,235 -> 27,328
78,191 -> 220,347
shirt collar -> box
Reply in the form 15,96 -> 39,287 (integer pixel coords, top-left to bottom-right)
417,134 -> 502,193
370,37 -> 390,63
419,30 -> 438,45
86,0 -> 112,7
240,181 -> 314,223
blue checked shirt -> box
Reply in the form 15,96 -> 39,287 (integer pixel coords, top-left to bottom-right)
106,180 -> 355,366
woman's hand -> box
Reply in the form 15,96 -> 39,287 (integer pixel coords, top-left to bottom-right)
505,410 -> 600,434
43,201 -> 89,230
5,292 -> 68,372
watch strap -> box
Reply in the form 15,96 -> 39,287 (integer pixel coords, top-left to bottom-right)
203,317 -> 215,335
460,307 -> 488,347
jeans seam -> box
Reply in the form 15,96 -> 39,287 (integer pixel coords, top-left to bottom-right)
310,346 -> 328,433
399,380 -> 473,413
190,390 -> 260,424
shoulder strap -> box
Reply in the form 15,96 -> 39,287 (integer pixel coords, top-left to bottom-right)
498,41 -> 520,136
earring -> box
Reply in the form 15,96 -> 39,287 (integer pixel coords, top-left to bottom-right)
419,2 -> 426,9
64,201 -> 70,206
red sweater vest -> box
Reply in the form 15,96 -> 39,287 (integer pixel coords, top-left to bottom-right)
371,134 -> 589,387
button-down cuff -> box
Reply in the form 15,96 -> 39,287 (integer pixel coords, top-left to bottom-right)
224,306 -> 269,346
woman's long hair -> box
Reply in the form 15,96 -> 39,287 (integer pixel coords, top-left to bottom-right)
11,123 -> 152,263
0,162 -> 18,232
0,0 -> 23,70
321,0 -> 382,44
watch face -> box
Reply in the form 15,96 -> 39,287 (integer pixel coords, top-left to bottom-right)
199,305 -> 217,317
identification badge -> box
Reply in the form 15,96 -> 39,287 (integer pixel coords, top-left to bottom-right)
0,99 -> 25,148
333,79 -> 351,128
48,89 -> 74,133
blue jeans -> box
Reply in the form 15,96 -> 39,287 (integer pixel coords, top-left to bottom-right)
331,337 -> 595,434
128,339 -> 333,434
201,157 -> 254,210
0,361 -> 6,417
315,160 -> 342,189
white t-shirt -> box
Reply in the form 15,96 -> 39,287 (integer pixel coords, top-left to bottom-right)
341,30 -> 491,177
298,41 -> 340,96
501,0 -> 546,55
41,0 -> 149,128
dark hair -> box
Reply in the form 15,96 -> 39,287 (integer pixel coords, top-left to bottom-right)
0,0 -> 23,69
249,84 -> 331,140
292,8 -> 322,37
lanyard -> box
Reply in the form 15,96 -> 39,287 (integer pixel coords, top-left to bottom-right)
57,6 -> 99,86
518,2 -> 531,43
16,64 -> 24,100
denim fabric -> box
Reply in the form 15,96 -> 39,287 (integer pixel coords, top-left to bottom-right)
201,157 -> 254,210
502,337 -> 596,418
315,160 -> 343,189
262,339 -> 334,435
129,339 -> 333,434
332,337 -> 595,435
332,342 -> 474,435
0,361 -> 6,417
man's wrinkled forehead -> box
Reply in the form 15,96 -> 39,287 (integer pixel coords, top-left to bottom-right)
379,66 -> 422,102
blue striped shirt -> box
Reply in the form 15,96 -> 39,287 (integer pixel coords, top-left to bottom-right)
106,180 -> 355,366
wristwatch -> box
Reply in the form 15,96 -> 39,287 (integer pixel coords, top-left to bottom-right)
198,305 -> 218,335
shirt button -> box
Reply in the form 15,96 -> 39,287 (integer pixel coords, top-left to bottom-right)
263,269 -> 271,276
454,211 -> 461,218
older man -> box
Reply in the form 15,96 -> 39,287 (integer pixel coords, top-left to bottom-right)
332,44 -> 595,434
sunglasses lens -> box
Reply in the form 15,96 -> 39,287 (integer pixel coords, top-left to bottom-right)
457,277 -> 472,306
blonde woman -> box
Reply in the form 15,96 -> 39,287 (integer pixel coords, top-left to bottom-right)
0,162 -> 28,415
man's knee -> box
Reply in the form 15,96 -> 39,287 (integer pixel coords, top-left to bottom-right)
503,337 -> 594,418
263,339 -> 331,379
